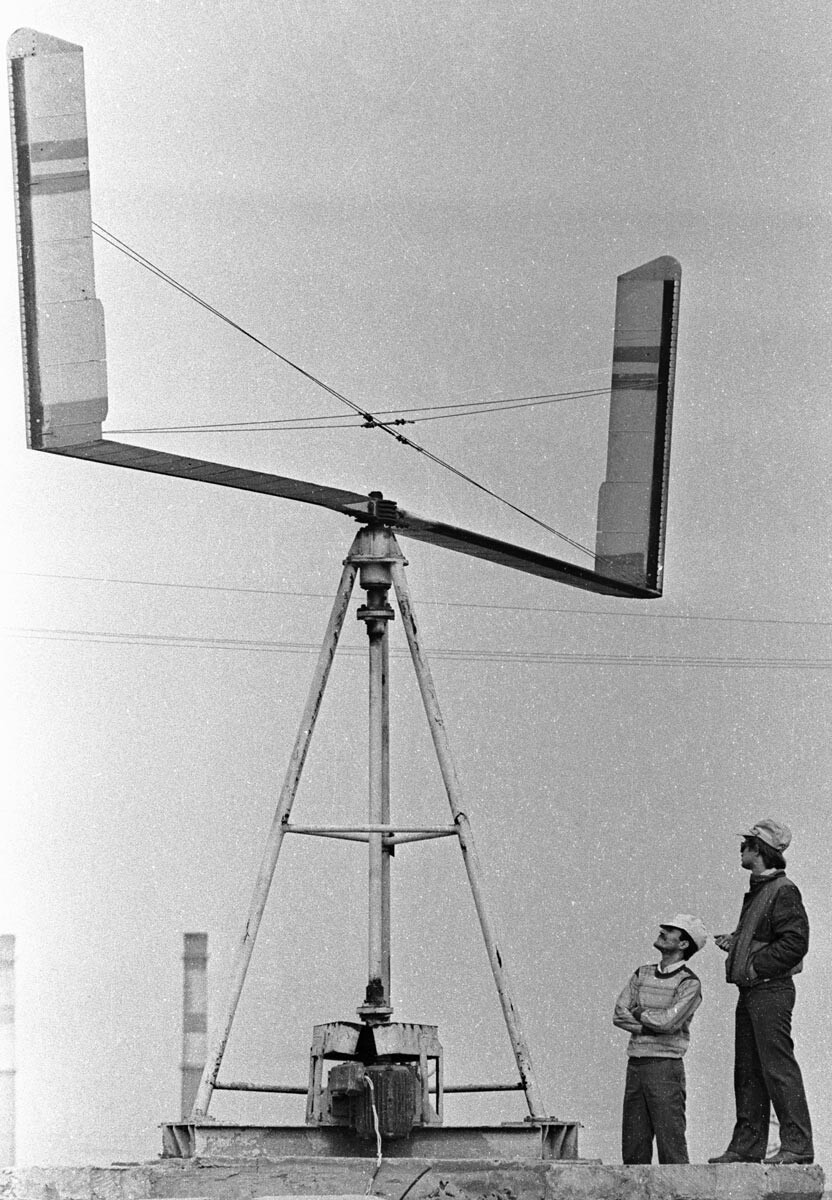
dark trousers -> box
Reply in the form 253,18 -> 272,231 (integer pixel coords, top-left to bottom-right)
727,980 -> 813,1159
622,1056 -> 688,1164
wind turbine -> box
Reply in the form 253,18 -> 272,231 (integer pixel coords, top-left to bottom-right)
9,28 -> 681,1160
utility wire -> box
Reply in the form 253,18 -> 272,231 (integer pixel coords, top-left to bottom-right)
105,387 -> 611,435
5,626 -> 830,669
92,223 -> 599,564
388,389 -> 608,425
4,570 -> 830,629
93,224 -> 366,417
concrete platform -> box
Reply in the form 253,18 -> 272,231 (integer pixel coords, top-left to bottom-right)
0,1159 -> 825,1200
160,1121 -> 580,1161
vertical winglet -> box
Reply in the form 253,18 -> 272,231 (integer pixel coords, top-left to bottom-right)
8,28 -> 108,450
595,256 -> 681,595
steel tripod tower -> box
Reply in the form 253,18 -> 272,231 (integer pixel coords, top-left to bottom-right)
191,523 -> 547,1120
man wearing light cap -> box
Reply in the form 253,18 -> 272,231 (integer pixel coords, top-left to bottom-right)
613,914 -> 707,1164
709,820 -> 813,1165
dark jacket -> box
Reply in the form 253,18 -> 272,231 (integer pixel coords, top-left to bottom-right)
725,871 -> 809,987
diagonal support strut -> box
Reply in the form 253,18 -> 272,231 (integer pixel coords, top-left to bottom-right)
191,548 -> 359,1117
391,556 -> 548,1120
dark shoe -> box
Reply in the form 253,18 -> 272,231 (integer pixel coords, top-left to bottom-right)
764,1152 -> 814,1165
708,1151 -> 761,1164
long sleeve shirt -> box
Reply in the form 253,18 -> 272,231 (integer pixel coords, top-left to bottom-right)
613,962 -> 702,1058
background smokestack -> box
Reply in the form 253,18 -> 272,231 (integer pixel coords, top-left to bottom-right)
181,933 -> 208,1120
0,936 -> 15,1165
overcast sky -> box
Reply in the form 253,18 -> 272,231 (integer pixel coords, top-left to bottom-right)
1,0 -> 830,1171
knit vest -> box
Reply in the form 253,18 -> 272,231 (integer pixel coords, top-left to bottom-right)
626,964 -> 701,1059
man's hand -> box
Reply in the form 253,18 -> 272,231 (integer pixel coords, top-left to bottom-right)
714,933 -> 734,952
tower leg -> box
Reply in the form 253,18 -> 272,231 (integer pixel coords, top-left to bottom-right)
391,559 -> 548,1120
192,552 -> 359,1117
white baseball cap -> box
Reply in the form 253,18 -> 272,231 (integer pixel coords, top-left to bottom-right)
660,914 -> 708,951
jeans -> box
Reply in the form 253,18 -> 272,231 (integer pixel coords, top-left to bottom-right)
622,1056 -> 688,1164
727,979 -> 813,1159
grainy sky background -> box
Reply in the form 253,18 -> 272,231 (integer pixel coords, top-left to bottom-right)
1,0 -> 830,1171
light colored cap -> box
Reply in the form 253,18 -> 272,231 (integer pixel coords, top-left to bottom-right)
660,914 -> 708,951
739,819 -> 792,852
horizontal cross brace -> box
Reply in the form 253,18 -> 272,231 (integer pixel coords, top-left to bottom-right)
215,1081 -> 307,1094
285,823 -> 459,845
214,1080 -> 523,1094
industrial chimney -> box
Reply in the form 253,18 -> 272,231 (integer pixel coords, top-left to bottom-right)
181,934 -> 208,1120
0,936 -> 15,1165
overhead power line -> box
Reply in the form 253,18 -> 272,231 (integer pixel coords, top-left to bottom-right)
4,570 -> 830,630
92,223 -> 599,564
5,626 -> 830,669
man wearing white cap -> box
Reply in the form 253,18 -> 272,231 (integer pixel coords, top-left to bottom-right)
613,914 -> 707,1164
709,820 -> 813,1165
